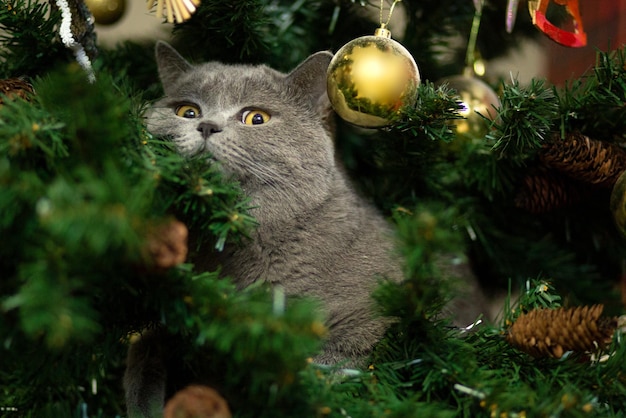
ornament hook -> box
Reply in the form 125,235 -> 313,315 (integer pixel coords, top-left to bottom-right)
465,0 -> 485,76
378,0 -> 402,32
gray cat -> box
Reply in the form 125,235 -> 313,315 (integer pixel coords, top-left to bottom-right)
124,42 -> 403,417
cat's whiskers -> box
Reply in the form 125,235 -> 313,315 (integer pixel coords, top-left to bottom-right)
239,161 -> 295,202
232,150 -> 299,202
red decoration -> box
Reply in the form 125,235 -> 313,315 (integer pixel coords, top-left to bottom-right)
528,0 -> 587,47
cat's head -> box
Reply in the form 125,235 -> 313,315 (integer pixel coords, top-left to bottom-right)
148,42 -> 336,218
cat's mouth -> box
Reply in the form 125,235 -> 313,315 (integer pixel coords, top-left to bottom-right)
198,149 -> 218,166
192,146 -> 230,175
190,141 -> 216,162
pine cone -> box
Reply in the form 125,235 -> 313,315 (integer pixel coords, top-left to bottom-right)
164,385 -> 232,418
540,132 -> 626,188
0,77 -> 35,105
515,168 -> 590,213
506,305 -> 617,358
143,218 -> 188,270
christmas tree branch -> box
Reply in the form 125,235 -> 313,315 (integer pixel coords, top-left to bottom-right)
0,0 -> 67,78
490,78 -> 559,159
558,47 -> 626,140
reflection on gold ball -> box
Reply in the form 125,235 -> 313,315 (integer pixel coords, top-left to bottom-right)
438,74 -> 500,139
85,0 -> 126,25
610,170 -> 626,237
327,29 -> 420,128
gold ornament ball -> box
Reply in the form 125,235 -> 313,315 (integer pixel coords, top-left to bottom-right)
327,28 -> 420,128
610,170 -> 626,237
85,0 -> 126,25
438,74 -> 500,139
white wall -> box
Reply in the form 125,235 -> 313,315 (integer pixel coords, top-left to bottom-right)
94,0 -> 172,46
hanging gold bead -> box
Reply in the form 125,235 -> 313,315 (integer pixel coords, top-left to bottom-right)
326,27 -> 420,128
84,0 -> 126,25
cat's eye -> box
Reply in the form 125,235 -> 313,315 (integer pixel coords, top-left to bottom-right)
242,109 -> 270,125
175,104 -> 201,119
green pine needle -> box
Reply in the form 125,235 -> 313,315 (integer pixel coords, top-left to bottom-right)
490,78 -> 559,159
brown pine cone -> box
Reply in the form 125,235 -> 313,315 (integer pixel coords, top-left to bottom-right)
506,305 -> 617,358
540,132 -> 626,188
0,77 -> 35,105
515,168 -> 590,213
144,218 -> 188,270
164,385 -> 232,418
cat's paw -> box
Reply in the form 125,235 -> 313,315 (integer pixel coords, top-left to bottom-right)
163,385 -> 231,418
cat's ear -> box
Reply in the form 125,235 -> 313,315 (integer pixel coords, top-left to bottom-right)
286,51 -> 333,110
155,41 -> 193,95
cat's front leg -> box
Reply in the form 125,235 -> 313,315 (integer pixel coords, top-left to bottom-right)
124,329 -> 167,418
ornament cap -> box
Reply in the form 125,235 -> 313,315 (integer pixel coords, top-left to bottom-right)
462,66 -> 474,77
374,27 -> 392,38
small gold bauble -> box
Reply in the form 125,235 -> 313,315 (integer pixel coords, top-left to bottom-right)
610,170 -> 626,237
438,74 -> 500,139
84,0 -> 126,25
326,28 -> 420,128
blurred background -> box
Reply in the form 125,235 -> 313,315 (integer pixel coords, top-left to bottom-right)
95,0 -> 626,86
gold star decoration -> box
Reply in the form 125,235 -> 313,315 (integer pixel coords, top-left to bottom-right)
147,0 -> 200,24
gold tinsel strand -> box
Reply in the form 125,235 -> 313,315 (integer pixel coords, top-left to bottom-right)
514,168 -> 590,213
506,305 -> 617,358
540,132 -> 626,188
147,0 -> 200,24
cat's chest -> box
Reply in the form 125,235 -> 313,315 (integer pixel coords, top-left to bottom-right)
221,229 -> 323,290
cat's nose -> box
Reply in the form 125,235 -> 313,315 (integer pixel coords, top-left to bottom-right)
197,121 -> 223,139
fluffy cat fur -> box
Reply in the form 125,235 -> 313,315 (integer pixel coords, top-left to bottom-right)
124,42 -> 403,417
